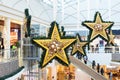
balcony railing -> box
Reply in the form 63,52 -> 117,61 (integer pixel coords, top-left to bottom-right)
0,49 -> 19,77
86,46 -> 120,54
0,49 -> 18,62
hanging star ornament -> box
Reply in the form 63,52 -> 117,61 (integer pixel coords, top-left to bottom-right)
72,34 -> 87,55
82,12 -> 114,42
33,22 -> 75,68
108,30 -> 115,45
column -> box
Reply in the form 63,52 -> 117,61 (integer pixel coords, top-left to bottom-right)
46,27 -> 49,37
51,60 -> 57,80
19,24 -> 23,67
3,17 -> 11,59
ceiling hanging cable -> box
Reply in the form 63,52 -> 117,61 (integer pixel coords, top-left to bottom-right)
26,0 -> 34,16
87,0 -> 90,19
108,0 -> 111,21
61,0 -> 64,26
53,0 -> 58,21
77,0 -> 80,30
26,0 -> 29,8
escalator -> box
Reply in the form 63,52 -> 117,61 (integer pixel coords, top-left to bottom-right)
69,56 -> 107,80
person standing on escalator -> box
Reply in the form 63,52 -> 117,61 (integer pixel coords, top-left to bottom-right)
96,63 -> 100,73
92,60 -> 96,69
100,67 -> 104,75
83,55 -> 88,64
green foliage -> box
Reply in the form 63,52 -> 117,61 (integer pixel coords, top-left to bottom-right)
82,11 -> 114,43
15,41 -> 20,48
61,26 -> 66,37
24,8 -> 31,37
40,21 -> 71,68
33,21 -> 75,68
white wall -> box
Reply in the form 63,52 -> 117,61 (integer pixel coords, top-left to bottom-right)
87,53 -> 112,65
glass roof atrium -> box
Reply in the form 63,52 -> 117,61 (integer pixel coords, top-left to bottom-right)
1,0 -> 120,30
0,1 -> 120,80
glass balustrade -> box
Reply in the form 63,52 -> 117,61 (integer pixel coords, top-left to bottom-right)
0,49 -> 18,62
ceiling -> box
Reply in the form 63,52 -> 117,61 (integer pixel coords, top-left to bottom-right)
0,0 -> 120,29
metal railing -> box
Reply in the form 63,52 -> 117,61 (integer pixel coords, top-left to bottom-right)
0,59 -> 19,77
86,46 -> 120,54
0,49 -> 19,77
70,55 -> 107,80
0,49 -> 18,62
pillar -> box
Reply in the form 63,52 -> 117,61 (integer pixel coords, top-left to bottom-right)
3,17 -> 11,59
19,24 -> 24,67
51,60 -> 57,80
18,47 -> 23,67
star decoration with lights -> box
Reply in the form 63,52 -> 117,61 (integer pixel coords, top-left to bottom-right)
109,30 -> 115,45
83,12 -> 114,42
72,34 -> 87,55
33,23 -> 75,68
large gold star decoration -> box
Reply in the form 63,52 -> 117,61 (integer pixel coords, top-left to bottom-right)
109,30 -> 115,45
72,35 -> 87,55
33,23 -> 75,68
83,12 -> 114,42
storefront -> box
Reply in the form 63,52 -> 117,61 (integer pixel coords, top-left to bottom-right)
0,19 -> 21,46
46,64 -> 75,80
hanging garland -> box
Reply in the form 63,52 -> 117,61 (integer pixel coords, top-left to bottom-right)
31,12 -> 115,68
61,26 -> 66,37
72,34 -> 88,55
33,21 -> 76,68
23,8 -> 32,37
82,12 -> 114,43
108,30 -> 115,46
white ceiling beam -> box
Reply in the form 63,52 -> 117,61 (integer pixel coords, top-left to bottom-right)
0,4 -> 50,26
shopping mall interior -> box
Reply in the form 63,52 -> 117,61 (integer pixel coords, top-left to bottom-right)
0,0 -> 120,80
